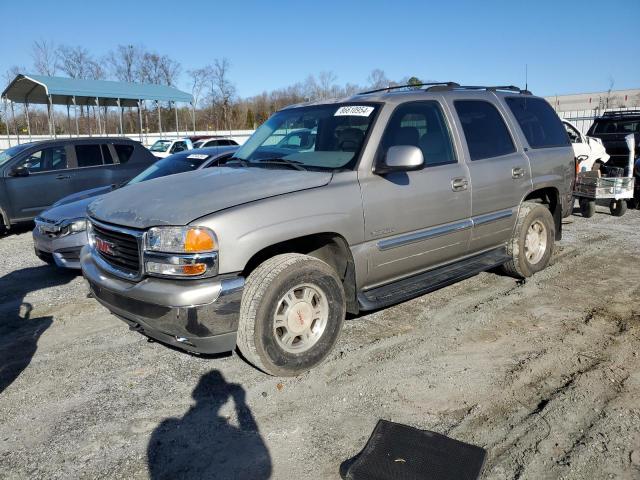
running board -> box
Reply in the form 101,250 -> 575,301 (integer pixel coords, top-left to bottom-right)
358,248 -> 510,311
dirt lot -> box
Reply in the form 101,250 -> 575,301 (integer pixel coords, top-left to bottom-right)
1,206 -> 639,480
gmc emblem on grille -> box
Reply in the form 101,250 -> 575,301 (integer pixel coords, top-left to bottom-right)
95,237 -> 116,256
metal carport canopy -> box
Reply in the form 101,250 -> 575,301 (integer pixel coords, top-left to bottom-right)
1,74 -> 193,106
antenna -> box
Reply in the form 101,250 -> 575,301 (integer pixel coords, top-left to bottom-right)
525,64 -> 528,92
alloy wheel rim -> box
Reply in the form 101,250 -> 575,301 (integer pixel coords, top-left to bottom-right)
524,220 -> 547,265
273,283 -> 329,353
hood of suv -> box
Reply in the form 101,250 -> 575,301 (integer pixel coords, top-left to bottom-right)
87,167 -> 333,229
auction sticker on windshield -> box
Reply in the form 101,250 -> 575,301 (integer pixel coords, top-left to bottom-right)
334,105 -> 374,117
187,154 -> 210,160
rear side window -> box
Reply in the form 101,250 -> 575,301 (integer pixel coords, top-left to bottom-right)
75,144 -> 103,167
454,100 -> 516,160
592,119 -> 640,134
380,101 -> 456,167
506,97 -> 570,148
114,144 -> 135,164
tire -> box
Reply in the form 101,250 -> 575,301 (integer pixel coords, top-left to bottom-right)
580,198 -> 596,218
502,201 -> 555,279
609,199 -> 627,217
628,197 -> 639,210
236,253 -> 346,376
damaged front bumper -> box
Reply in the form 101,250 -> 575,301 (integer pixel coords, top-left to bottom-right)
80,246 -> 244,354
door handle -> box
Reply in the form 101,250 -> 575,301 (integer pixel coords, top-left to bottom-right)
451,178 -> 468,191
55,174 -> 71,180
512,167 -> 526,179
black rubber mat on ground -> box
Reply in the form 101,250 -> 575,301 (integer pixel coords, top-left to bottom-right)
340,420 -> 486,480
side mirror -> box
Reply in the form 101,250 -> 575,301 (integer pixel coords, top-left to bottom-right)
375,145 -> 424,175
10,165 -> 30,177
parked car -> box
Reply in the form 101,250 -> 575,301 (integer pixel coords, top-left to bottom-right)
562,120 -> 609,171
148,138 -> 194,158
0,138 -> 156,233
33,146 -> 237,268
276,128 -> 316,150
193,137 -> 239,148
81,84 -> 573,376
587,110 -> 640,172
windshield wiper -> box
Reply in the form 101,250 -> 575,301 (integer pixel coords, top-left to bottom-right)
255,157 -> 307,171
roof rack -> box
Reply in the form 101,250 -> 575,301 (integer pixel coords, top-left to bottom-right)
358,82 -> 460,95
601,109 -> 640,118
426,84 -> 532,95
358,83 -> 532,96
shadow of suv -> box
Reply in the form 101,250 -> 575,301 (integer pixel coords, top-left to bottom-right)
0,137 -> 156,232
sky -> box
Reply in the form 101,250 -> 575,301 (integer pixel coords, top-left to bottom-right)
1,0 -> 638,98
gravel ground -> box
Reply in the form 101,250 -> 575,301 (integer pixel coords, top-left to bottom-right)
1,206 -> 639,480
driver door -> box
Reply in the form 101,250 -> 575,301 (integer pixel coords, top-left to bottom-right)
359,101 -> 472,288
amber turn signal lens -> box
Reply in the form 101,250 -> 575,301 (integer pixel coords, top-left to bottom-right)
182,264 -> 207,275
185,228 -> 216,252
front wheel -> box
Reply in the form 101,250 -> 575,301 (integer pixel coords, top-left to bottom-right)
609,199 -> 627,217
502,202 -> 555,279
236,253 -> 346,376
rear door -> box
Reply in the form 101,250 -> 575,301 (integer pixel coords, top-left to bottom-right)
69,142 -> 114,192
3,145 -> 75,220
447,96 -> 532,254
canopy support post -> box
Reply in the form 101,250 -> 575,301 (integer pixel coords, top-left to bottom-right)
95,98 -> 102,135
72,96 -> 79,136
66,102 -> 71,138
156,100 -> 163,137
3,97 -> 11,147
191,102 -> 196,135
10,100 -> 20,144
174,101 -> 179,138
117,99 -> 124,136
46,95 -> 53,137
25,102 -> 32,142
137,100 -> 144,143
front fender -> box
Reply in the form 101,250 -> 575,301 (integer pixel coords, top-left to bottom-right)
195,172 -> 364,274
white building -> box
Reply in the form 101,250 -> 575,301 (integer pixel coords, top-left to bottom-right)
544,88 -> 640,133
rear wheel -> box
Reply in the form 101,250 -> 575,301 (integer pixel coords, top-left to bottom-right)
579,198 -> 596,218
502,201 -> 555,279
236,253 -> 346,376
609,199 -> 627,217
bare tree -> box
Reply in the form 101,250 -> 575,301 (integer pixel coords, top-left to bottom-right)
56,45 -> 93,79
31,40 -> 57,76
209,58 -> 236,130
138,52 -> 181,86
107,45 -> 142,82
367,69 -> 389,89
317,71 -> 338,99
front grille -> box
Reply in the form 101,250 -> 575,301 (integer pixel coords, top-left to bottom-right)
92,222 -> 141,275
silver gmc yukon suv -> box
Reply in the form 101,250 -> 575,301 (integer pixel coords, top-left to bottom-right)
81,83 -> 574,376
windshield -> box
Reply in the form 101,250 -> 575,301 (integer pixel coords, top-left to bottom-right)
127,152 -> 211,184
150,140 -> 172,152
593,119 -> 640,134
0,143 -> 32,168
233,103 -> 379,170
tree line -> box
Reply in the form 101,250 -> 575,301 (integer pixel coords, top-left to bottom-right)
2,40 -> 421,137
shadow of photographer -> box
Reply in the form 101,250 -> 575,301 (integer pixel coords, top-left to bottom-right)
148,370 -> 272,479
0,265 -> 76,395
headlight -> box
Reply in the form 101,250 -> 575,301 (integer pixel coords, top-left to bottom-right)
145,226 -> 217,253
143,226 -> 218,278
65,218 -> 87,234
